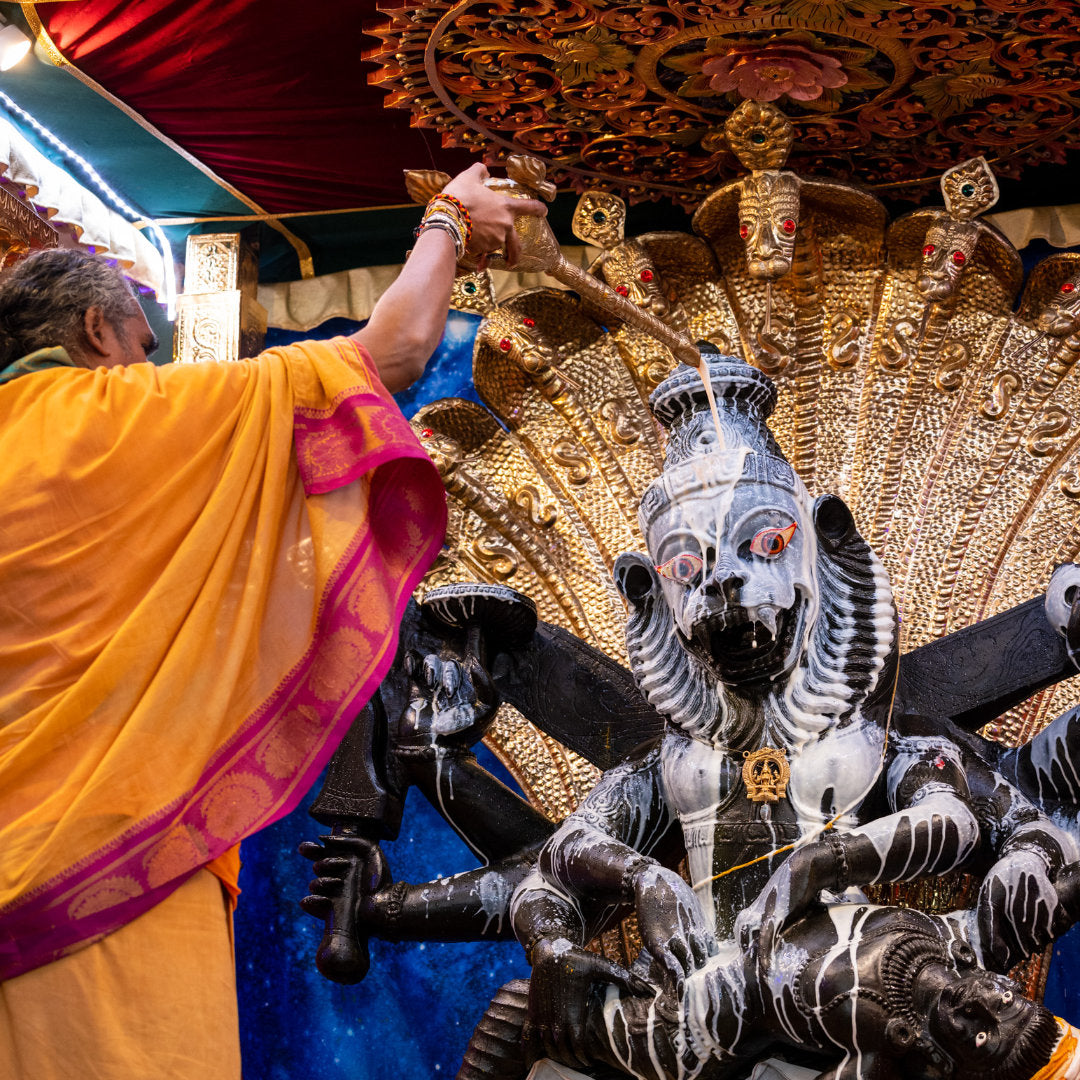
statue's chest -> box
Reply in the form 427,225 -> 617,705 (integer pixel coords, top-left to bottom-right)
659,735 -> 742,828
660,733 -> 801,933
659,735 -> 800,846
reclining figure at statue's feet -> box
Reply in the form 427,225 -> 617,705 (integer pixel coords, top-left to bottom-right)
301,354 -> 1080,1077
469,862 -> 1080,1080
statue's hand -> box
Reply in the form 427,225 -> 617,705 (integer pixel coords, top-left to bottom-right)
632,864 -> 717,994
736,843 -> 832,960
402,649 -> 497,746
977,847 -> 1061,971
299,834 -> 391,983
524,936 -> 650,1068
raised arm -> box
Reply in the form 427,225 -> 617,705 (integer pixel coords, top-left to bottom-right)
352,163 -> 546,392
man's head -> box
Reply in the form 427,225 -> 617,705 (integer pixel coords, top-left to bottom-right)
0,249 -> 158,370
928,970 -> 1059,1080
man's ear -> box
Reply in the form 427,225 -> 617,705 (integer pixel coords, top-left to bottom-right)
81,305 -> 110,357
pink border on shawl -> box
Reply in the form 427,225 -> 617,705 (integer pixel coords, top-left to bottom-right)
0,341 -> 446,979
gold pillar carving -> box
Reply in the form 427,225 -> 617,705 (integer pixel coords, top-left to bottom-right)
174,232 -> 267,363
0,185 -> 58,271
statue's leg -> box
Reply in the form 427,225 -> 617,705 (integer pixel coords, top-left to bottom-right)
457,980 -> 531,1080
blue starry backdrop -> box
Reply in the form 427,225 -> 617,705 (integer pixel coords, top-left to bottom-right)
237,307 -> 1080,1079
238,312 -> 530,1080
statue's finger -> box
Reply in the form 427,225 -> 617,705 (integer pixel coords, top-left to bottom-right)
310,875 -> 344,896
312,857 -> 352,876
299,894 -> 332,918
297,840 -> 325,861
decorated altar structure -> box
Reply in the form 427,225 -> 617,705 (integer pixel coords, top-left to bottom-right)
2,1 -> 1080,1078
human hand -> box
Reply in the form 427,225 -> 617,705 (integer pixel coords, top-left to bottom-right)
441,162 -> 547,267
631,864 -> 717,994
524,936 -> 651,1067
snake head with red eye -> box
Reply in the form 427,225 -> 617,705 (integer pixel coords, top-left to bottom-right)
644,480 -> 815,686
1036,275 -> 1080,338
737,171 -> 801,282
917,218 -> 980,302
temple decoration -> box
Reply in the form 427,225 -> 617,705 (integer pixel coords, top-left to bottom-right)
368,0 -> 1080,203
300,98 -> 1080,1078
174,232 -> 267,364
0,115 -> 162,292
0,182 -> 57,269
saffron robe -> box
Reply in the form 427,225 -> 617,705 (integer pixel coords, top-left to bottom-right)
0,336 -> 444,978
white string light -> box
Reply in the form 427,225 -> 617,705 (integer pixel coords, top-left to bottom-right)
0,89 -> 177,319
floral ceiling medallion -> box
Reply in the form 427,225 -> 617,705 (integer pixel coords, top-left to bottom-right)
367,0 -> 1080,204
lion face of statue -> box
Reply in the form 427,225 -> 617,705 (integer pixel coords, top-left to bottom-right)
645,478 -> 815,686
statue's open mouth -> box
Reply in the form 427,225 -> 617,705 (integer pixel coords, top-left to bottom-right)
685,600 -> 801,684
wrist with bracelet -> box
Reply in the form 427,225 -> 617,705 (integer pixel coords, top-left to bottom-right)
413,192 -> 473,262
414,215 -> 465,260
621,854 -> 659,897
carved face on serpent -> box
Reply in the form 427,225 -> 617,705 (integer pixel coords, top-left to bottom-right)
598,240 -> 676,323
1036,273 -> 1080,338
918,218 -> 980,302
738,171 -> 802,282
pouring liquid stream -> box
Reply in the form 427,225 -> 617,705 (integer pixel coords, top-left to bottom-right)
696,357 -> 724,450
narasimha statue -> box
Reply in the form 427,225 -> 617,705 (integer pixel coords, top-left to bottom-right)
303,355 -> 1080,1080
301,104 -> 1080,1080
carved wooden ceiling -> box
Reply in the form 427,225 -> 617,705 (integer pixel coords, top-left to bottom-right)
369,0 -> 1080,204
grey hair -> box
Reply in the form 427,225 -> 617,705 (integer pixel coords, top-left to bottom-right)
0,249 -> 137,369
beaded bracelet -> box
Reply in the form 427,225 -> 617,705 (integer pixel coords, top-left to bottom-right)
414,216 -> 465,261
428,193 -> 473,237
423,193 -> 473,247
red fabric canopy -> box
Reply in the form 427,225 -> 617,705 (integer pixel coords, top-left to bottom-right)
38,0 -> 475,213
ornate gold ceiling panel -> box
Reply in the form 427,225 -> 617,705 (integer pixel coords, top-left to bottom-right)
368,0 -> 1080,203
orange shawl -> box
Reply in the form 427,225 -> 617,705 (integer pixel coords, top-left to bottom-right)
0,337 -> 444,978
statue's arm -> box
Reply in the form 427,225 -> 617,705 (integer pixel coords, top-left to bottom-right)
509,869 -> 651,1067
998,702 -> 1080,818
536,739 -> 671,903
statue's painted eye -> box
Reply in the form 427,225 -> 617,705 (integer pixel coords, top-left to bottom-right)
655,552 -> 704,584
739,224 -> 749,239
952,250 -> 966,265
1061,281 -> 1076,294
749,522 -> 797,557
615,284 -> 629,297
923,243 -> 936,256
1001,990 -> 1013,1004
781,218 -> 796,234
975,1032 -> 988,1047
